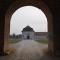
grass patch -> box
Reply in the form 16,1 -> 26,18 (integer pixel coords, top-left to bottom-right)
36,39 -> 48,44
9,39 -> 21,44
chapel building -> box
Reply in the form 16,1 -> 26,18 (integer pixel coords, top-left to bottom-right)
22,25 -> 48,40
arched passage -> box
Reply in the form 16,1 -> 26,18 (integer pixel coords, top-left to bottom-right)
5,0 -> 53,55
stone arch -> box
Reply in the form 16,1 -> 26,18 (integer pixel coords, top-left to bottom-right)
5,0 -> 53,55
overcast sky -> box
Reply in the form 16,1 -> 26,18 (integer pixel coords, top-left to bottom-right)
10,6 -> 48,35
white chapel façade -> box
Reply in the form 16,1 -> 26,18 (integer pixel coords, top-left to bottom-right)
22,26 -> 48,40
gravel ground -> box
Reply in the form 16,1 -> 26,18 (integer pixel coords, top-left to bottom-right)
0,40 -> 49,60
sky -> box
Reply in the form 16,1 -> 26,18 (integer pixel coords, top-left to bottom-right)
10,6 -> 48,35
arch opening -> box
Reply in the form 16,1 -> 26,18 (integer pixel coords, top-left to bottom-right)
10,6 -> 48,34
10,5 -> 48,42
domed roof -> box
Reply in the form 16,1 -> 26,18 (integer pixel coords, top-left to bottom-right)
22,26 -> 34,32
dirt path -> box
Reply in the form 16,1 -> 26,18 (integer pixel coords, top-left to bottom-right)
9,40 -> 48,60
0,40 -> 48,60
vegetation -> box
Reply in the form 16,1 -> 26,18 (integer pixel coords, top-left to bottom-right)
35,39 -> 48,44
9,38 -> 21,44
10,33 -> 22,39
9,34 -> 22,44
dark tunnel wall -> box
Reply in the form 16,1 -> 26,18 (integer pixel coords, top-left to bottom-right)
0,0 -> 60,56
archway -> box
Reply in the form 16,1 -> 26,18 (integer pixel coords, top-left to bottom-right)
5,0 -> 53,55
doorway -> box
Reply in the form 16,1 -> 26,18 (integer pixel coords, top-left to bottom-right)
27,35 -> 30,39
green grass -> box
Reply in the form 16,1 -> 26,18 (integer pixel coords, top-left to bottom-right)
36,39 -> 48,44
9,39 -> 21,44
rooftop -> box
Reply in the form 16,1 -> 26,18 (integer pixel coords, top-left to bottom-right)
22,26 -> 34,32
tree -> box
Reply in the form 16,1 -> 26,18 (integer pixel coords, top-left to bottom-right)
12,33 -> 16,38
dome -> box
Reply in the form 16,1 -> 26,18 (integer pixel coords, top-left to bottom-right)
22,26 -> 34,32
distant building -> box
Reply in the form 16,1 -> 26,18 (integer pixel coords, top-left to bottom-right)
22,26 -> 48,40
22,26 -> 35,40
34,32 -> 48,40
